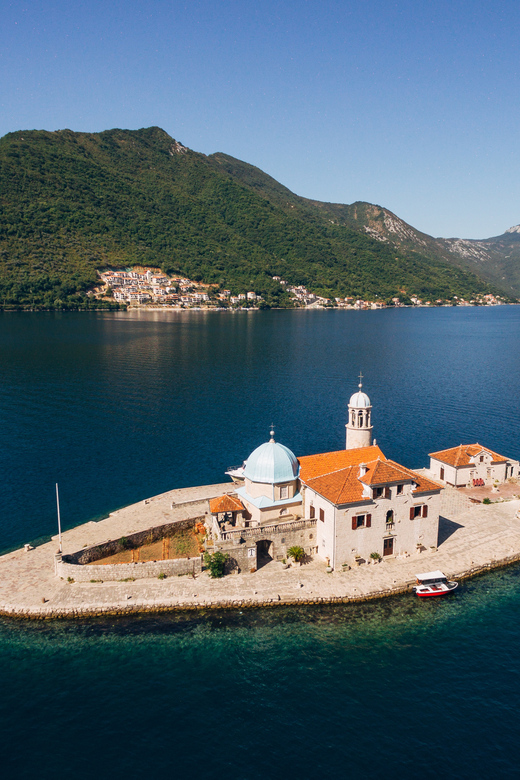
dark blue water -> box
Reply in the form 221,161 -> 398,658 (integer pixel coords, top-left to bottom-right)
1,308 -> 520,778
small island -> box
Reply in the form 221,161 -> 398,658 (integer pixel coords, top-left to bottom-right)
1,381 -> 520,619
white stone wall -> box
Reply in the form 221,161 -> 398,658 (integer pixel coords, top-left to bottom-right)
303,487 -> 336,565
430,455 -> 518,487
56,555 -> 202,582
332,489 -> 440,567
345,424 -> 372,450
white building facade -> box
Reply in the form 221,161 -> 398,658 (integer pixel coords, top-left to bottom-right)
429,444 -> 519,487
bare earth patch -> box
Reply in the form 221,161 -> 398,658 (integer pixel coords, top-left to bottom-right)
88,526 -> 203,566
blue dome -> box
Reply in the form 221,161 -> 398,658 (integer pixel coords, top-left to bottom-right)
349,390 -> 371,408
243,439 -> 299,484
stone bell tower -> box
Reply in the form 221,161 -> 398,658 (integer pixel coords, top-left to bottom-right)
345,373 -> 373,450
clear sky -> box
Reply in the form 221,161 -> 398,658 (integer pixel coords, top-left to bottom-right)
2,0 -> 519,238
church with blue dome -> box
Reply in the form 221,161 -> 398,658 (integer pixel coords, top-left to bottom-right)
235,429 -> 302,525
209,377 -> 443,572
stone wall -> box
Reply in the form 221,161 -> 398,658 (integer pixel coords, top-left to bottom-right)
56,554 -> 201,582
212,519 -> 317,572
57,514 -> 206,581
63,516 -> 205,565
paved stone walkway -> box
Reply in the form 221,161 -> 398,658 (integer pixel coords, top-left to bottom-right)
1,483 -> 520,618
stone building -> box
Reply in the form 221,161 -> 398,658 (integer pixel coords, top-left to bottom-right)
210,381 -> 442,571
429,444 -> 519,487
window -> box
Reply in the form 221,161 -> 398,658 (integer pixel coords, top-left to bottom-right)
397,484 -> 403,495
319,508 -> 325,522
480,456 -> 484,463
410,505 -> 428,519
351,513 -> 372,529
280,485 -> 289,499
309,505 -> 315,519
374,487 -> 383,498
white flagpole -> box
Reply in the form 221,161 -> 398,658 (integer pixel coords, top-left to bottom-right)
56,483 -> 63,553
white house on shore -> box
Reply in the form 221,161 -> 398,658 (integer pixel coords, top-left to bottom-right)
429,444 -> 519,487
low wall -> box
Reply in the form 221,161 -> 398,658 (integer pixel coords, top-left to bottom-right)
56,555 -> 201,582
63,516 -> 205,565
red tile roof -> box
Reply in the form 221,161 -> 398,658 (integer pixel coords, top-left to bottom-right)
429,444 -> 509,468
299,448 -> 441,505
209,494 -> 245,514
298,445 -> 386,482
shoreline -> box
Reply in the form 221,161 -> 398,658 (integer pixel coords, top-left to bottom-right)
1,482 -> 520,621
2,553 -> 520,621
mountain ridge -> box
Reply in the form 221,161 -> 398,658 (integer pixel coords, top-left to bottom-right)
0,126 -> 514,309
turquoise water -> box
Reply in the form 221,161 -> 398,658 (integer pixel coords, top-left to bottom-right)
1,308 -> 520,777
2,569 -> 520,778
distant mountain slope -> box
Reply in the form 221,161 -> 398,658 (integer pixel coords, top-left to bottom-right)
208,152 -> 520,296
0,127 -> 509,309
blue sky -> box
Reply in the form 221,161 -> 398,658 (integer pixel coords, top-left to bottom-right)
1,0 -> 519,238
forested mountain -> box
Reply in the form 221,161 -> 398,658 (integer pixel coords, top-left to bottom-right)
0,126 -> 511,309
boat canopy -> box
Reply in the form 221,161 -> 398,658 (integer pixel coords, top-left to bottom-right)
416,570 -> 447,581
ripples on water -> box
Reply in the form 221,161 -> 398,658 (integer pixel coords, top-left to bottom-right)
1,308 -> 520,777
1,566 -> 520,779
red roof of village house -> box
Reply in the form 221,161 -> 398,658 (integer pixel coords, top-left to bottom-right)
429,444 -> 509,468
209,494 -> 245,514
298,448 -> 441,505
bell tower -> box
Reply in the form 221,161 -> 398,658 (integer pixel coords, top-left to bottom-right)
346,373 -> 373,450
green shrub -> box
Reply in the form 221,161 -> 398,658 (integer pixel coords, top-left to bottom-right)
370,552 -> 381,560
482,497 -> 491,505
204,551 -> 229,578
158,572 -> 167,580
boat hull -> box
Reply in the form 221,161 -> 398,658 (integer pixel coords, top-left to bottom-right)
414,582 -> 458,598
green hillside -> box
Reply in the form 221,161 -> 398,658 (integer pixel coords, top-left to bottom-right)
0,126 -> 507,309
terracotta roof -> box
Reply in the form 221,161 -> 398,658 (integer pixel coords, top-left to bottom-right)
209,494 -> 245,514
298,445 -> 386,482
300,450 -> 441,506
429,444 -> 509,468
305,465 -> 369,505
359,459 -> 412,485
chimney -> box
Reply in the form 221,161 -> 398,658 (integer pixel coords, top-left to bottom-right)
358,463 -> 367,478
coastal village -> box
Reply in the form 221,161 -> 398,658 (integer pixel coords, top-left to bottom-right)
92,268 -> 506,309
1,378 -> 520,617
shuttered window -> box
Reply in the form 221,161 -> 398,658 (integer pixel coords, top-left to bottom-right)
352,514 -> 370,529
309,505 -> 315,519
319,508 -> 325,522
422,505 -> 428,518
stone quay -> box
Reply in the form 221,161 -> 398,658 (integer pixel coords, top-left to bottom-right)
1,481 -> 520,619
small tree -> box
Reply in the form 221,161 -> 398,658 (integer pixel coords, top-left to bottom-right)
204,551 -> 229,578
287,545 -> 305,562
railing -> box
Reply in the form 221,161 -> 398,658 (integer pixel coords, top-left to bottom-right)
219,517 -> 316,542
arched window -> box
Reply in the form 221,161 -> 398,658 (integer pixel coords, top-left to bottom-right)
358,410 -> 363,426
386,510 -> 394,524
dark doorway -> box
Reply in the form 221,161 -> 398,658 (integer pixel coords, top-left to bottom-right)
256,539 -> 273,569
383,537 -> 394,556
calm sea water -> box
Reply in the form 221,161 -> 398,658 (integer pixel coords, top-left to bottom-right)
1,308 -> 520,778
